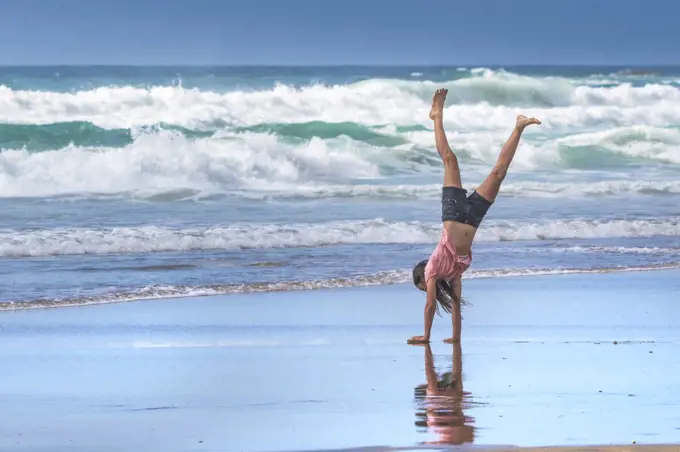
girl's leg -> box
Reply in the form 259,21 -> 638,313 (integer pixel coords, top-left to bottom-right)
430,89 -> 462,188
475,115 -> 541,203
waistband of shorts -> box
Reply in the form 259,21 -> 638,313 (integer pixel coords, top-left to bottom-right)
442,186 -> 468,195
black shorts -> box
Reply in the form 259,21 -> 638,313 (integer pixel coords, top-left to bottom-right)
441,186 -> 493,228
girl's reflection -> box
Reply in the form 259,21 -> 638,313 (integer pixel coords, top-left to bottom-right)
414,343 -> 475,445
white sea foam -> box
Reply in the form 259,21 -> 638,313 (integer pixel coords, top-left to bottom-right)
1,69 -> 680,199
558,245 -> 680,255
178,179 -> 680,201
0,131 -> 380,197
501,179 -> 680,198
2,217 -> 679,258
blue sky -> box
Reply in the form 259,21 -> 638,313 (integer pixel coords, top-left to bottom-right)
0,0 -> 678,65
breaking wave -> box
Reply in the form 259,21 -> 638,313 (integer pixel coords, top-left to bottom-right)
2,125 -> 680,198
2,68 -> 680,199
2,217 -> 680,257
2,69 -> 680,129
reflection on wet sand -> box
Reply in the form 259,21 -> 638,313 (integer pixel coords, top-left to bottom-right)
414,342 -> 477,445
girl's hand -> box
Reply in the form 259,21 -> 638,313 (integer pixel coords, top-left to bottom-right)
408,336 -> 430,344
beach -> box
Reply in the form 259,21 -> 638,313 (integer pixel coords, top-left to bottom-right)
2,64 -> 680,451
2,269 -> 680,451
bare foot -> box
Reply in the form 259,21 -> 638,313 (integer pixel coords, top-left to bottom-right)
408,335 -> 430,344
516,115 -> 541,129
443,337 -> 459,344
429,88 -> 448,120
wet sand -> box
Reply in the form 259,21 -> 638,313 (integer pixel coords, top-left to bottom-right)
339,447 -> 680,451
1,270 -> 680,451
496,447 -> 680,451
324,447 -> 680,451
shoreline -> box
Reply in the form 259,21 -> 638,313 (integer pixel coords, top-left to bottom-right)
2,263 -> 680,312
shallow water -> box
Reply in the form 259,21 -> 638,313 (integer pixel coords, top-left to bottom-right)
2,271 -> 680,451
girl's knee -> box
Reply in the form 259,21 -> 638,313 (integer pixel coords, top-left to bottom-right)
490,166 -> 507,182
443,151 -> 458,168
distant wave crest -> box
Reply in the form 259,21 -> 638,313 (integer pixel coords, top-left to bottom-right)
2,217 -> 680,257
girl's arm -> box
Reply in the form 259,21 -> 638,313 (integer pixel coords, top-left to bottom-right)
408,278 -> 437,344
445,276 -> 462,343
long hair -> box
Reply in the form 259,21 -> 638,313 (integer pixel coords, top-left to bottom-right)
412,260 -> 468,316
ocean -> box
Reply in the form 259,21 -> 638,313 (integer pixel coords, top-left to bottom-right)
1,65 -> 680,309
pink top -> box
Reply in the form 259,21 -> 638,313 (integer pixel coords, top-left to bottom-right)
424,229 -> 472,283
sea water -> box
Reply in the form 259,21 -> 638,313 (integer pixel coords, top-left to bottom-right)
2,66 -> 680,308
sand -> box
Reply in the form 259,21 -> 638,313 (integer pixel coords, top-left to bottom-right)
1,270 -> 680,451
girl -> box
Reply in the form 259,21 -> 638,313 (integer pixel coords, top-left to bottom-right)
409,89 -> 540,344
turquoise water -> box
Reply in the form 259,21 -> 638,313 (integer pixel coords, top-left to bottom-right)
2,66 -> 680,307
